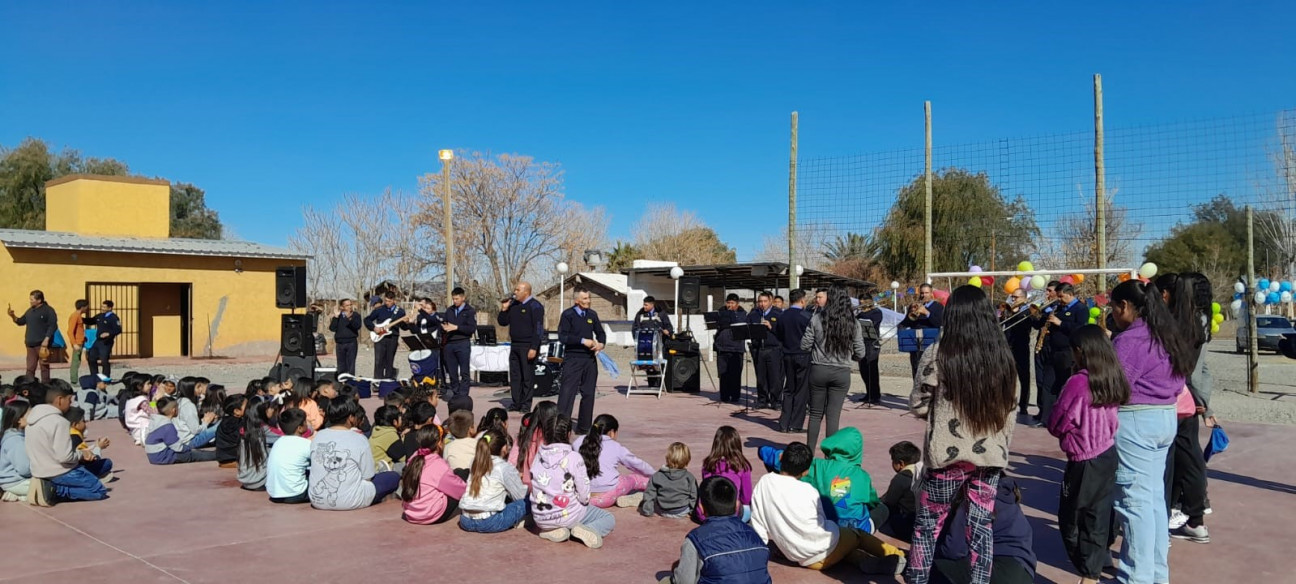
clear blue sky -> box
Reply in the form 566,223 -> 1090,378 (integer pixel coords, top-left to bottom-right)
2,2 -> 1293,258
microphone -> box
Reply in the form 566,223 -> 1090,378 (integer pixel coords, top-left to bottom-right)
501,294 -> 516,304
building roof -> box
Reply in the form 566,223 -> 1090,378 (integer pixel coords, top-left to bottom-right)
627,262 -> 874,291
0,228 -> 309,260
538,272 -> 629,298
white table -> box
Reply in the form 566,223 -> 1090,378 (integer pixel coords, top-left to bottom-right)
470,345 -> 511,373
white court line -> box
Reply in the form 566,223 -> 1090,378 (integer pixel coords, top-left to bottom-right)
21,504 -> 192,584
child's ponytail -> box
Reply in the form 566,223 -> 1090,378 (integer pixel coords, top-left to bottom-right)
579,414 -> 618,480
400,425 -> 442,502
468,428 -> 508,497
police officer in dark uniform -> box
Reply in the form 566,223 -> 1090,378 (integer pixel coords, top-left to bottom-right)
1002,288 -> 1033,416
557,286 -> 606,434
497,281 -> 545,412
410,297 -> 442,337
1040,282 -> 1087,424
774,289 -> 813,432
856,293 -> 884,406
364,292 -> 406,379
440,287 -> 477,398
632,296 -> 673,337
747,291 -> 783,409
900,283 -> 944,378
329,299 -> 362,377
1029,281 -> 1061,425
714,293 -> 747,404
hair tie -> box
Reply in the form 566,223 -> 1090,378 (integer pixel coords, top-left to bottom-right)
413,447 -> 433,458
482,434 -> 492,444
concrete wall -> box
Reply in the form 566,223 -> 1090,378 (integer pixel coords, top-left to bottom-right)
45,176 -> 171,239
0,245 -> 304,363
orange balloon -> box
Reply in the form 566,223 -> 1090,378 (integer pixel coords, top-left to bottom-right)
1073,273 -> 1085,284
1003,276 -> 1021,294
1118,273 -> 1132,282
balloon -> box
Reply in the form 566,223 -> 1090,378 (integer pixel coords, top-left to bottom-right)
1073,273 -> 1085,284
969,265 -> 983,273
933,289 -> 950,303
1017,261 -> 1034,272
1234,282 -> 1246,294
1118,273 -> 1132,282
1059,275 -> 1075,285
1211,302 -> 1221,315
1004,277 -> 1021,294
1030,275 -> 1046,289
1212,313 -> 1225,324
1271,281 -> 1282,293
1089,307 -> 1101,318
1257,291 -> 1270,304
1283,291 -> 1293,304
1138,262 -> 1158,279
1088,317 -> 1097,325
1211,322 -> 1220,334
1267,291 -> 1281,305
1259,279 -> 1270,292
981,276 -> 995,286
1230,299 -> 1243,315
968,276 -> 982,288
1283,281 -> 1294,293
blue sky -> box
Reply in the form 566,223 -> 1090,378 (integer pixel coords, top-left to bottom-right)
2,2 -> 1294,258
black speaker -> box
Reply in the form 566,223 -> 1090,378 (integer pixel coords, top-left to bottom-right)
667,353 -> 701,393
280,314 -> 316,357
678,276 -> 701,311
272,355 -> 316,383
275,266 -> 307,308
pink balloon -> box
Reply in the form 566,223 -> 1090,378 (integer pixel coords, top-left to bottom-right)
932,289 -> 950,303
1060,275 -> 1075,285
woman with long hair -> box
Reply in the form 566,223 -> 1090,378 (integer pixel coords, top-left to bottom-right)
1155,272 -> 1215,545
1108,278 -> 1195,584
907,285 -> 1017,584
800,285 -> 867,451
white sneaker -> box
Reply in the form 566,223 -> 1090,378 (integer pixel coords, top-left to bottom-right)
1,491 -> 21,502
1168,509 -> 1189,530
571,524 -> 604,549
538,527 -> 570,543
615,492 -> 643,508
1171,523 -> 1210,544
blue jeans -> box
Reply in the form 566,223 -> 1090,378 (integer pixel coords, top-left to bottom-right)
190,424 -> 219,449
579,505 -> 616,537
48,463 -> 110,502
1114,407 -> 1176,584
459,499 -> 529,533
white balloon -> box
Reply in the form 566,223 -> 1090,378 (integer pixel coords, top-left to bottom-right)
1234,282 -> 1246,294
1256,291 -> 1269,305
1138,262 -> 1158,279
1271,281 -> 1282,292
1283,291 -> 1293,303
1230,299 -> 1243,315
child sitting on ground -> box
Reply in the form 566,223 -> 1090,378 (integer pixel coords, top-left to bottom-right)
123,378 -> 153,445
757,427 -> 887,533
517,401 -> 559,484
146,397 -> 221,465
573,414 -> 655,509
0,400 -> 32,502
641,442 -> 698,518
400,425 -> 467,524
214,395 -> 247,468
369,405 -> 403,472
65,407 -> 112,475
751,442 -> 905,576
309,396 -> 400,511
531,415 -> 615,548
26,384 -> 113,506
880,440 -> 922,542
459,428 -> 528,533
237,401 -> 278,491
442,409 -> 478,470
75,375 -> 115,420
265,408 -> 311,504
699,426 -> 752,521
661,476 -> 771,584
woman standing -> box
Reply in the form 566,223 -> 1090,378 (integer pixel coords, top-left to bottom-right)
1108,279 -> 1196,584
801,285 -> 867,452
907,285 -> 1018,584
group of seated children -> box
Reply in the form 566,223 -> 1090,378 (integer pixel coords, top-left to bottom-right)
0,379 -> 114,506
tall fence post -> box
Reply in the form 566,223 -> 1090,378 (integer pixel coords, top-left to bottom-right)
1248,205 -> 1259,394
1094,74 -> 1106,296
788,111 -> 799,290
924,101 -> 933,281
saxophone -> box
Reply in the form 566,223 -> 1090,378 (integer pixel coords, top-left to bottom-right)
1034,299 -> 1061,354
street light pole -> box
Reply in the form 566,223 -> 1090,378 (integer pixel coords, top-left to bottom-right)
439,149 -> 455,308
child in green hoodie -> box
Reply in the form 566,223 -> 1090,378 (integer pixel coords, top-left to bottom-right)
758,427 -> 888,532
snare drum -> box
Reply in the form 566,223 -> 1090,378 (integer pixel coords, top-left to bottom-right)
545,341 -> 566,363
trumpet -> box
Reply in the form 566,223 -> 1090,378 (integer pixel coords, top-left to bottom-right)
1001,298 -> 1057,332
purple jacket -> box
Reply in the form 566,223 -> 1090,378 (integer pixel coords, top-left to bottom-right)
572,435 -> 655,494
697,458 -> 754,520
1047,371 -> 1118,461
1113,319 -> 1182,406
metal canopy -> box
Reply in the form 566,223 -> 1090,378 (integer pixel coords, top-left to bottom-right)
627,262 -> 874,292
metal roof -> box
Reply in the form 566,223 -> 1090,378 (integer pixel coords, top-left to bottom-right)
538,272 -> 629,298
626,262 -> 874,291
0,229 -> 309,260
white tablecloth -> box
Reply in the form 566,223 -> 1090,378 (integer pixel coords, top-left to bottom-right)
470,345 -> 511,372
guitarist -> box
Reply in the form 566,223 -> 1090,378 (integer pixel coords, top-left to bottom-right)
364,292 -> 406,379
329,299 -> 362,377
441,287 -> 477,399
497,281 -> 545,412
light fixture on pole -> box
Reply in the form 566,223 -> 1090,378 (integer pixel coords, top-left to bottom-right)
670,266 -> 685,324
891,280 -> 901,311
439,149 -> 455,308
558,261 -> 570,308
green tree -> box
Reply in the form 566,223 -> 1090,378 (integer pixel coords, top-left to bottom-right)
1145,194 -> 1279,295
606,240 -> 639,272
873,168 -> 1039,281
169,182 -> 223,239
824,232 -> 876,261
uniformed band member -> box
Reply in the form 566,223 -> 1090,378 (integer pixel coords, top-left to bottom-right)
1039,282 -> 1087,424
747,291 -> 783,409
632,296 -> 673,337
900,283 -> 944,378
557,286 -> 606,434
1002,287 -> 1033,415
714,293 -> 747,404
364,292 -> 406,379
497,281 -> 545,412
774,289 -> 812,432
329,299 -> 362,377
88,300 -> 122,378
856,293 -> 884,406
1029,281 -> 1060,425
440,287 -> 477,398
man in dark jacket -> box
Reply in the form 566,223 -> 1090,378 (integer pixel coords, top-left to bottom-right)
900,284 -> 944,378
8,289 -> 58,382
632,296 -> 673,337
857,294 -> 885,406
1002,288 -> 1033,416
88,300 -> 121,379
557,287 -> 606,434
497,281 -> 545,412
774,289 -> 812,432
329,298 -> 362,377
364,292 -> 406,379
1039,283 -> 1087,425
440,287 -> 477,398
714,294 -> 747,404
747,291 -> 783,409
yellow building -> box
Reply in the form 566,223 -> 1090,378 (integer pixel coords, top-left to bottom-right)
0,175 -> 308,363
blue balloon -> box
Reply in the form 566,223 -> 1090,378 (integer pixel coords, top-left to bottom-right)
1259,279 -> 1271,292
1234,292 -> 1243,299
1268,291 -> 1281,305
1282,281 -> 1293,293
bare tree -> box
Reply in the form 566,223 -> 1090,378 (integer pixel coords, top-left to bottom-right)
1255,113 -> 1296,277
1044,188 -> 1143,290
416,151 -> 607,302
288,204 -> 344,298
754,222 -> 839,271
631,203 -> 735,265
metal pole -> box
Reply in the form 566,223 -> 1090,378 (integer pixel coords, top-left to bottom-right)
788,111 -> 799,290
925,101 -> 933,279
560,278 -> 565,312
674,279 -> 680,326
1094,74 -> 1107,296
1248,206 -> 1259,394
442,156 -> 455,308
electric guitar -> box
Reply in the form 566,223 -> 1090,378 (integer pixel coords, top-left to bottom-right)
369,312 -> 412,343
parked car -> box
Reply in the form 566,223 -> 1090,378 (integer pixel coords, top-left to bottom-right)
1237,315 -> 1296,353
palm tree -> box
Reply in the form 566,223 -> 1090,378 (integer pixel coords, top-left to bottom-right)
823,232 -> 876,262
606,240 -> 639,272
